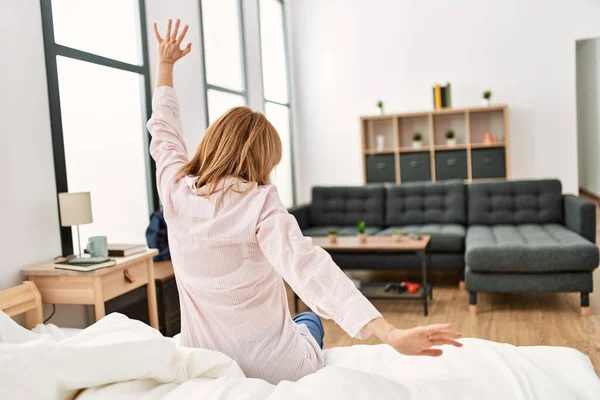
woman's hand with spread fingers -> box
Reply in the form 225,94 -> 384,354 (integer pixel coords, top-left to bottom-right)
153,19 -> 192,65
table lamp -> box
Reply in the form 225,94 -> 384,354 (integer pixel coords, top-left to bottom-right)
58,192 -> 93,260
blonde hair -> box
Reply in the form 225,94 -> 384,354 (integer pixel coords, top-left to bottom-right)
177,106 -> 282,195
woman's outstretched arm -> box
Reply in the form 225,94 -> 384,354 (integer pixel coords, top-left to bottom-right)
147,20 -> 192,211
256,186 -> 462,356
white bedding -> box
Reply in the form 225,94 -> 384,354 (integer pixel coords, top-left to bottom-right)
1,312 -> 598,400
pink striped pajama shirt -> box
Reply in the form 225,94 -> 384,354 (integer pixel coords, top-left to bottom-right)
147,86 -> 382,384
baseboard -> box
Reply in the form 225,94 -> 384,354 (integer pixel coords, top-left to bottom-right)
579,187 -> 600,203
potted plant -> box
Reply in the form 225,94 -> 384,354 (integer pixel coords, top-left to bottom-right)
357,220 -> 367,244
392,229 -> 402,243
376,100 -> 384,115
482,90 -> 492,106
328,229 -> 337,244
412,132 -> 423,149
446,130 -> 456,147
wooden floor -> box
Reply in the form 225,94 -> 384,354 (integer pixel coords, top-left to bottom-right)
288,198 -> 600,376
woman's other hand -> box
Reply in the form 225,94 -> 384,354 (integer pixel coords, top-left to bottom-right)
385,323 -> 462,356
366,317 -> 463,357
153,19 -> 191,65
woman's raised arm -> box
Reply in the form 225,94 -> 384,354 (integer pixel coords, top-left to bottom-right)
147,20 -> 192,212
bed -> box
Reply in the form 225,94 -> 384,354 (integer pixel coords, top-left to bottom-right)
1,282 -> 599,399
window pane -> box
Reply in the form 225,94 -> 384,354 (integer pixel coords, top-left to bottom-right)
207,89 -> 245,124
265,102 -> 293,207
56,57 -> 150,250
202,0 -> 245,91
259,0 -> 289,103
51,0 -> 141,65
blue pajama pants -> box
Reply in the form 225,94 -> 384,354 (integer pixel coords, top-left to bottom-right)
293,311 -> 324,348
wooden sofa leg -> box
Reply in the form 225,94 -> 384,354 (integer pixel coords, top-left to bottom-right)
458,269 -> 465,290
469,292 -> 477,314
581,292 -> 590,316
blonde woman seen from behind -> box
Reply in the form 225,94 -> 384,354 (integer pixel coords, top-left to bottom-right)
147,19 -> 463,385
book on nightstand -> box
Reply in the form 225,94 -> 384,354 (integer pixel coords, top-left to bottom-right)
54,259 -> 117,272
108,244 -> 147,257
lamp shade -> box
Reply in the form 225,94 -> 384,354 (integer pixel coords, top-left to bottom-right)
58,192 -> 93,227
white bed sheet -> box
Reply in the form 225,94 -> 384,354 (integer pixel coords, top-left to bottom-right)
1,312 -> 598,400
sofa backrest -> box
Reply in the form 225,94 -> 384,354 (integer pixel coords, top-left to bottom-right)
310,186 -> 385,227
468,179 -> 563,225
385,180 -> 466,226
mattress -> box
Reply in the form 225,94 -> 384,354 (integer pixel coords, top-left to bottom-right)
1,312 -> 599,400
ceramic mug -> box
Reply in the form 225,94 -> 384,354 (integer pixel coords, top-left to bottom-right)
86,236 -> 108,257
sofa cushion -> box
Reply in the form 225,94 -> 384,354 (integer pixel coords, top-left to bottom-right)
377,224 -> 465,253
310,186 -> 385,227
466,224 -> 599,273
301,226 -> 382,237
385,180 -> 466,226
468,180 -> 563,225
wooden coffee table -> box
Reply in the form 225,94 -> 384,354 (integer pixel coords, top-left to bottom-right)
295,235 -> 432,315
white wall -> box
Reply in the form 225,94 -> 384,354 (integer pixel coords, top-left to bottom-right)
288,0 -> 600,202
576,39 -> 600,196
0,0 -> 88,328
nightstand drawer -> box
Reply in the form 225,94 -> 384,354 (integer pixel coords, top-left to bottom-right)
102,261 -> 149,301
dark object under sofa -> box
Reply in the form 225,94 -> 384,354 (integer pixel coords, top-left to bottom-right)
290,181 -> 467,277
464,179 -> 599,314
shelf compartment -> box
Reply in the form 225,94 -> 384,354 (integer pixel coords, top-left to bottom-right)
433,113 -> 467,147
471,148 -> 506,179
399,116 -> 430,148
363,118 -> 396,152
469,110 -> 505,144
365,154 -> 397,183
435,150 -> 468,181
400,152 -> 431,183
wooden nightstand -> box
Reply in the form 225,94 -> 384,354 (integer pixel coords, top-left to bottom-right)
21,249 -> 159,328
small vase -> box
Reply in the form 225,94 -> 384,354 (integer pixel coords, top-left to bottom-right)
482,99 -> 490,107
412,141 -> 422,149
392,233 -> 402,243
378,107 -> 384,115
328,233 -> 337,244
358,233 -> 367,244
446,138 -> 457,147
375,135 -> 385,151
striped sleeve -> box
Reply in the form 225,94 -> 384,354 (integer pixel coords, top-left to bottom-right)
146,86 -> 189,211
255,186 -> 382,339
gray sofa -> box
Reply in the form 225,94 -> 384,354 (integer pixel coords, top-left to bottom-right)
291,181 -> 467,274
290,179 -> 599,312
465,180 -> 599,314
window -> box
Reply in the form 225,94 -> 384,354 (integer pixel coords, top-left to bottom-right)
259,0 -> 295,207
200,0 -> 247,123
41,0 -> 154,256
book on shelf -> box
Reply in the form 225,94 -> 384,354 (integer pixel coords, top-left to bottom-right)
432,82 -> 452,109
54,259 -> 117,272
434,84 -> 442,110
441,86 -> 447,108
108,244 -> 147,257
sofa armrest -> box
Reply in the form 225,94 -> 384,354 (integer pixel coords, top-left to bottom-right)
288,204 -> 311,230
564,194 -> 596,243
